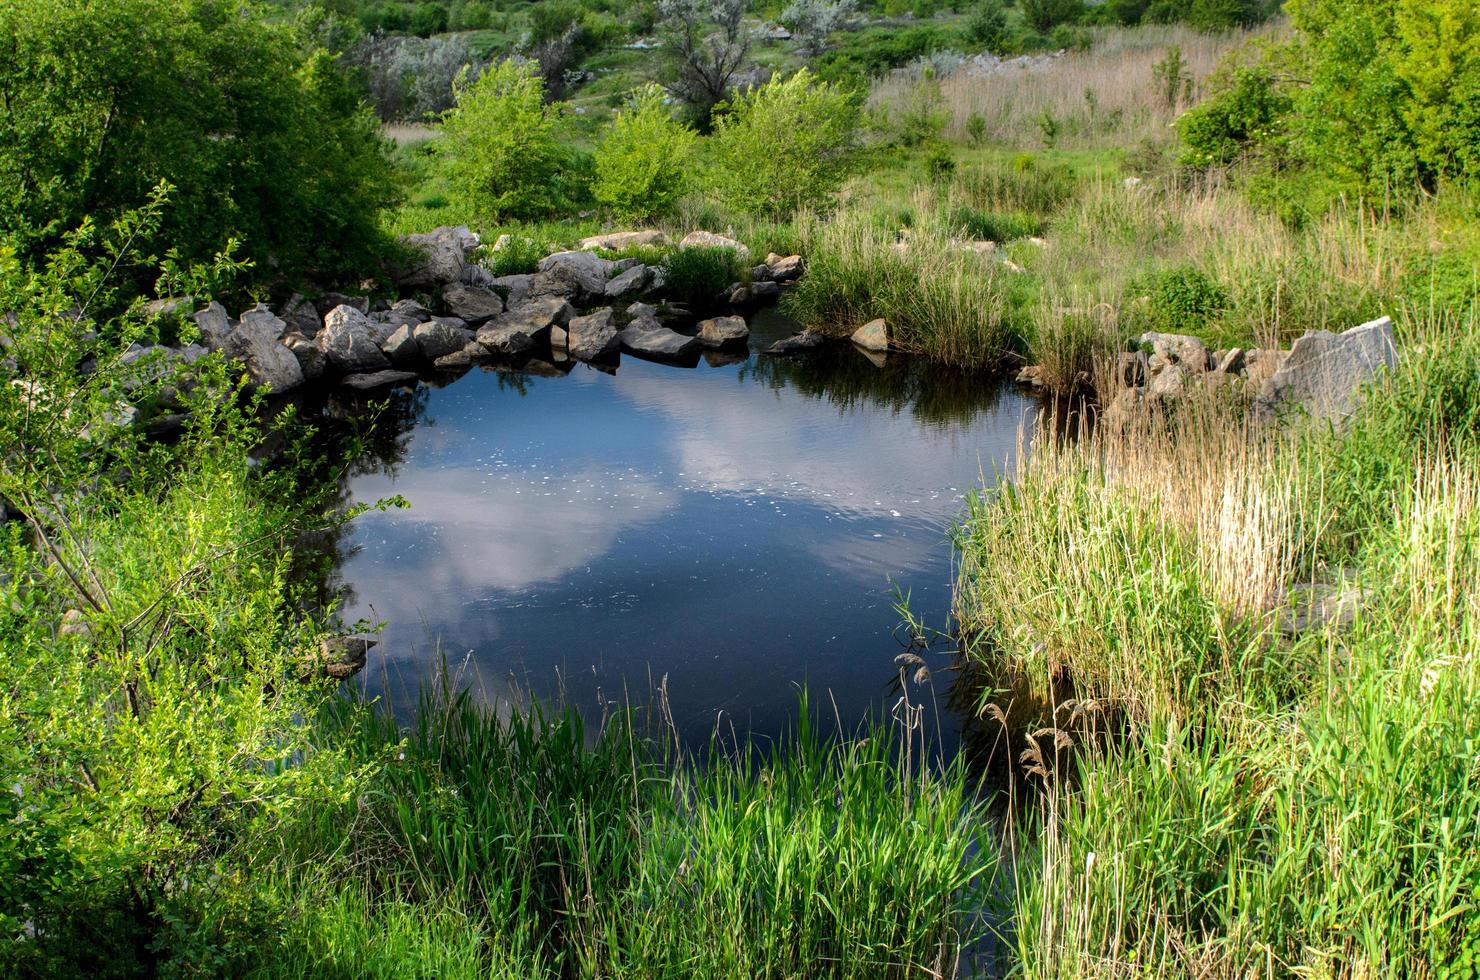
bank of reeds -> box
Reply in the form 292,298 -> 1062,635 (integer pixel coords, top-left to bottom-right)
250,689 -> 993,977
954,305 -> 1480,973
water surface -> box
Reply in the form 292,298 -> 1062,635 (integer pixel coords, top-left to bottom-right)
326,313 -> 1038,754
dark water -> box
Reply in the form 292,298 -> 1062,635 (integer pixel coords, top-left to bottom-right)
324,312 -> 1038,756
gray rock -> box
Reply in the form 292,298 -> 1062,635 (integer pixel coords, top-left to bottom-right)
307,635 -> 377,681
697,315 -> 749,348
537,250 -> 616,299
434,350 -> 472,370
442,283 -> 504,325
240,303 -> 288,340
764,330 -> 826,355
1140,332 -> 1211,372
489,274 -> 533,308
392,298 -> 434,322
474,322 -> 536,356
566,309 -> 620,360
1244,348 -> 1287,385
1148,362 -> 1189,398
549,324 -> 568,348
751,263 -> 775,283
679,230 -> 751,261
282,332 -> 326,380
193,302 -> 234,351
768,255 -> 805,281
851,318 -> 888,352
224,317 -> 304,393
490,296 -> 573,337
1215,348 -> 1246,375
579,230 -> 671,251
338,369 -> 419,392
395,226 -> 476,288
145,296 -> 193,320
1256,317 -> 1397,422
381,325 -> 420,366
413,319 -> 469,361
279,294 -> 320,336
619,321 -> 701,359
318,305 -> 389,373
604,264 -> 651,299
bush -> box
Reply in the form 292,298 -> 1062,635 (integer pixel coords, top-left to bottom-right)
965,0 -> 1009,52
1178,69 -> 1292,168
1135,264 -> 1229,335
1019,0 -> 1084,33
593,86 -> 698,223
439,61 -> 589,223
706,70 -> 862,221
0,0 -> 398,289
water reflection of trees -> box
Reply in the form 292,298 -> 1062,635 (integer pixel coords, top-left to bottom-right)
738,347 -> 1011,427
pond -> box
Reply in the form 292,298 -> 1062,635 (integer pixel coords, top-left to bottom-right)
318,311 -> 1039,758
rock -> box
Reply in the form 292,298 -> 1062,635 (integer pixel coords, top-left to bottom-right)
579,230 -> 670,251
434,350 -> 472,370
338,369 -> 418,392
224,316 -> 304,393
604,264 -> 651,300
145,296 -> 193,321
537,251 -> 616,299
1256,317 -> 1397,422
1016,365 -> 1045,387
1117,350 -> 1148,388
441,283 -> 504,325
314,292 -> 369,317
392,298 -> 434,322
193,302 -> 233,351
1148,362 -> 1189,398
306,636 -> 376,681
751,263 -> 775,283
489,274 -> 533,308
394,226 -> 476,287
1243,349 -> 1286,385
627,301 -> 658,319
240,303 -> 288,340
697,315 -> 749,348
768,255 -> 805,281
1215,347 -> 1246,375
282,332 -> 327,380
381,325 -> 420,366
549,325 -> 568,348
765,330 -> 826,355
851,318 -> 888,352
278,295 -> 320,336
619,321 -> 701,359
1101,386 -> 1148,432
679,231 -> 751,261
566,309 -> 620,360
318,305 -> 390,373
413,319 -> 469,361
474,297 -> 572,355
1140,331 -> 1211,372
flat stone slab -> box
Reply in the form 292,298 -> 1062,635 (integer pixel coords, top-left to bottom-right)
619,321 -> 701,359
697,315 -> 749,348
339,369 -> 419,391
764,330 -> 827,355
1256,316 -> 1397,422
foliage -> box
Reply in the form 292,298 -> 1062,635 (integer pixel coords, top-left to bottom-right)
1178,68 -> 1292,167
812,24 -> 956,85
0,199 -> 372,975
658,245 -> 747,308
657,0 -> 751,128
0,0 -> 399,289
1019,0 -> 1084,33
1134,263 -> 1229,334
780,0 -> 857,57
593,86 -> 698,223
706,70 -> 862,221
1151,45 -> 1191,110
438,60 -> 590,222
965,0 -> 1009,53
352,34 -> 482,122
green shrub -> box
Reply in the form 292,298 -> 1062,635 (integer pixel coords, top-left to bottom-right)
1178,69 -> 1293,168
593,85 -> 698,223
1019,0 -> 1084,33
0,0 -> 398,289
659,246 -> 746,309
965,0 -> 1009,52
1135,264 -> 1229,335
439,61 -> 589,223
706,70 -> 862,221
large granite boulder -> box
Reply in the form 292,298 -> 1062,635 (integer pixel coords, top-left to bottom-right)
566,309 -> 620,360
413,319 -> 469,361
193,302 -> 234,351
679,230 -> 751,261
474,297 -> 573,355
1256,316 -> 1397,422
537,251 -> 616,300
1140,331 -> 1211,372
380,324 -> 421,366
279,294 -> 321,336
282,332 -> 326,379
696,315 -> 749,348
223,318 -> 304,393
442,283 -> 504,324
579,230 -> 671,251
604,264 -> 651,300
394,226 -> 477,288
619,319 -> 700,360
317,305 -> 389,373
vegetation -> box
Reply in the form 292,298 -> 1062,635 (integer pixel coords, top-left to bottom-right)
592,86 -> 697,223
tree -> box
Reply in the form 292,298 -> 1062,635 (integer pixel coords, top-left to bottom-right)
439,60 -> 588,221
706,70 -> 861,220
658,0 -> 752,129
0,0 -> 398,288
781,0 -> 857,57
593,86 -> 698,223
1020,0 -> 1084,33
